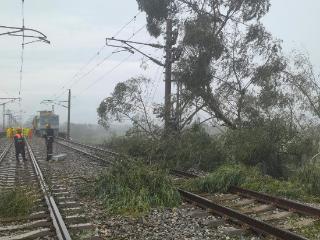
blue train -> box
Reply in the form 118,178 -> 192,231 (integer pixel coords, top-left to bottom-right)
32,111 -> 59,136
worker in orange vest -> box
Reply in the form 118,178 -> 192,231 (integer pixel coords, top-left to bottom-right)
14,128 -> 27,161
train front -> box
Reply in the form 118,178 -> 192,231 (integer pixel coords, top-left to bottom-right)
38,112 -> 59,136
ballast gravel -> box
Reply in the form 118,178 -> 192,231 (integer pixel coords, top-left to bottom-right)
83,201 -> 261,240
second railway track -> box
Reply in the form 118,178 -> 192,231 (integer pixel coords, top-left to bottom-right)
55,137 -> 115,165
171,170 -> 320,239
51,138 -> 320,239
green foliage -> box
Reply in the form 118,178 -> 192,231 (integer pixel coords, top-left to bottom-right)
0,187 -> 37,218
97,76 -> 158,137
298,221 -> 320,239
185,164 -> 320,203
135,0 -> 169,37
105,124 -> 226,171
105,118 -> 320,181
242,172 -> 308,200
94,161 -> 181,216
241,0 -> 271,21
295,164 -> 320,195
186,164 -> 250,193
224,117 -> 293,177
105,134 -> 153,160
183,15 -> 224,60
286,127 -> 320,165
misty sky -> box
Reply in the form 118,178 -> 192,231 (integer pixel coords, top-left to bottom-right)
1,0 -> 320,125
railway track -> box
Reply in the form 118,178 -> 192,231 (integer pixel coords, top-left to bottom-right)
0,139 -> 96,239
53,139 -> 320,239
55,137 -> 114,165
171,170 -> 320,239
56,137 -> 119,156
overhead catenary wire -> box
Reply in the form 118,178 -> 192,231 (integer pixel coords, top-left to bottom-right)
50,12 -> 143,101
52,24 -> 147,102
68,25 -> 146,87
74,37 -> 154,98
51,45 -> 106,99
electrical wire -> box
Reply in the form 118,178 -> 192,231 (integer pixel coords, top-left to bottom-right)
74,38 -> 154,98
52,24 -> 147,102
113,12 -> 141,38
76,54 -> 134,96
50,12 -> 143,101
68,25 -> 146,87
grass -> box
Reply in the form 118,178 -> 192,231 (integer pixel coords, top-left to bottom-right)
294,164 -> 320,195
183,164 -> 320,203
93,161 -> 181,216
297,220 -> 320,239
183,164 -> 248,193
0,187 -> 37,218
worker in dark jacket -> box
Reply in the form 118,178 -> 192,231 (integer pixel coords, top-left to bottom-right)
14,128 -> 27,161
43,124 -> 54,160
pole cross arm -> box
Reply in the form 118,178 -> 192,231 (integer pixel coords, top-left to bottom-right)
0,25 -> 50,44
106,38 -> 165,67
0,98 -> 21,105
106,37 -> 165,67
124,42 -> 165,66
0,97 -> 21,100
41,99 -> 67,108
106,37 -> 164,49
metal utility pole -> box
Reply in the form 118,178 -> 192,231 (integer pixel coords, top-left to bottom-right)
105,19 -> 175,133
164,18 -> 173,133
67,89 -> 71,140
2,104 -> 5,131
176,78 -> 181,131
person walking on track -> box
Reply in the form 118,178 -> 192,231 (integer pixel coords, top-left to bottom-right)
44,124 -> 54,160
14,128 -> 27,161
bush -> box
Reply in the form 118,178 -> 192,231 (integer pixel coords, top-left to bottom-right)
0,187 -> 37,218
104,124 -> 227,171
105,134 -> 154,160
224,118 -> 294,178
94,161 -> 181,216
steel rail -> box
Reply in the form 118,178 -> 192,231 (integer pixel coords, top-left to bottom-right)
178,189 -> 308,240
26,140 -> 72,240
171,169 -> 320,218
230,186 -> 320,217
0,142 -> 12,163
55,139 -> 112,164
170,169 -> 199,178
56,137 -> 120,156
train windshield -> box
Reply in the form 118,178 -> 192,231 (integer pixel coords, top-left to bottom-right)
39,115 -> 59,128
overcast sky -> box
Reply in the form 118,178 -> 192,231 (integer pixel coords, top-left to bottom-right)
1,0 -> 320,126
